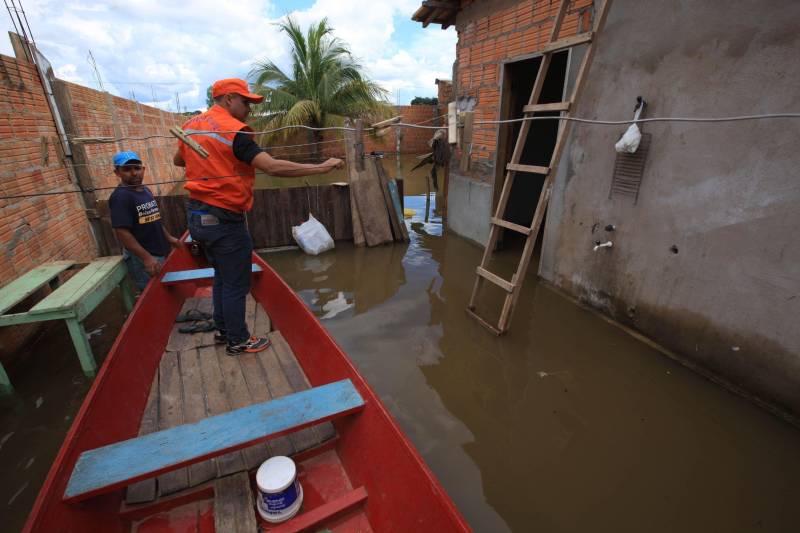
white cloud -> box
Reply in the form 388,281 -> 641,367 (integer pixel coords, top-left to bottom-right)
1,0 -> 455,109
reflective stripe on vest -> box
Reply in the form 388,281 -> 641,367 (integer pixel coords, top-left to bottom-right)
184,129 -> 233,146
180,105 -> 255,213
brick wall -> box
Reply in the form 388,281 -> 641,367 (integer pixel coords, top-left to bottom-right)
0,55 -> 97,286
264,104 -> 441,162
63,82 -> 185,200
454,0 -> 594,181
0,54 -> 99,358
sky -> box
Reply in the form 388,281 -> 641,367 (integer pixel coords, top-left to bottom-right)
1,0 -> 456,111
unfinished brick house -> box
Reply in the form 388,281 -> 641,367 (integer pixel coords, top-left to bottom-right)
415,0 -> 800,422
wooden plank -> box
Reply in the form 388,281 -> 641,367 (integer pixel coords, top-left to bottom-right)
29,256 -> 123,314
256,335 -> 319,452
73,262 -> 128,321
387,179 -> 409,241
491,217 -> 532,235
63,380 -> 364,502
161,264 -> 262,285
476,267 -> 515,293
343,121 -> 366,247
0,261 -> 74,316
506,163 -> 550,175
166,299 -> 199,352
271,331 -> 336,443
253,299 -> 271,334
215,342 -> 273,470
268,486 -> 368,533
195,297 -> 217,348
523,102 -> 571,113
178,349 -> 217,486
371,158 -> 403,241
156,351 -> 190,495
196,345 -> 246,477
213,472 -> 257,533
540,32 -> 593,54
351,175 -> 394,247
237,350 -> 293,461
125,377 -> 159,504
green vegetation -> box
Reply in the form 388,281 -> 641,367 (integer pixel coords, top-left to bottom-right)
249,17 -> 391,160
411,96 -> 438,105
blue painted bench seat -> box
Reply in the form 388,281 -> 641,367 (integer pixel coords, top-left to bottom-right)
161,263 -> 263,285
63,379 -> 364,503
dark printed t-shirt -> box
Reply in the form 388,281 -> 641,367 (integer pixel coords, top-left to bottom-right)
108,186 -> 169,257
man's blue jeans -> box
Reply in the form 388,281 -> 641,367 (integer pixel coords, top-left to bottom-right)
123,251 -> 164,291
187,210 -> 252,344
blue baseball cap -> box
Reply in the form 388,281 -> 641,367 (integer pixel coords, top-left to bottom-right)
113,151 -> 142,167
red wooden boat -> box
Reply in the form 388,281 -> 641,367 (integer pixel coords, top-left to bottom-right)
24,243 -> 470,532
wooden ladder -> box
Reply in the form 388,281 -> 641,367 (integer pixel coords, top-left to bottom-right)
467,0 -> 611,335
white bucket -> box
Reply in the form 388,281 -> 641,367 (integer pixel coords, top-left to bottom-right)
255,456 -> 303,523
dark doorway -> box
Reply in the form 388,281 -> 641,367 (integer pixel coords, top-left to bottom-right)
494,50 -> 569,250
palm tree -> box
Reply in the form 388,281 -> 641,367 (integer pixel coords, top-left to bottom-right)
249,17 -> 392,161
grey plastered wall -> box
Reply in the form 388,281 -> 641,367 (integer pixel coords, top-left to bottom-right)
540,0 -> 800,415
447,174 -> 493,246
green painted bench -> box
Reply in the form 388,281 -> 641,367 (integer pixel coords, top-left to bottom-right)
0,256 -> 134,393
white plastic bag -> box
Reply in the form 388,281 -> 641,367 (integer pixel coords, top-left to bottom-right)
292,214 -> 334,255
615,123 -> 642,153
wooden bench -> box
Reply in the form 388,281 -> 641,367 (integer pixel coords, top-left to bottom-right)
0,257 -> 134,393
161,263 -> 263,285
63,378 -> 364,503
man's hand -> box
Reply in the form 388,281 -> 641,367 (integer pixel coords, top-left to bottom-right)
143,255 -> 161,276
321,158 -> 344,171
167,236 -> 184,250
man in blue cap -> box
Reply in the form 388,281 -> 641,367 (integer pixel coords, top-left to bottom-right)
108,151 -> 181,290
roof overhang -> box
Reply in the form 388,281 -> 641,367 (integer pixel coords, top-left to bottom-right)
411,0 -> 460,29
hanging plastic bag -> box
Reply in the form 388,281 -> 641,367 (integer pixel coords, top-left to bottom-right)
292,214 -> 335,255
615,123 -> 642,153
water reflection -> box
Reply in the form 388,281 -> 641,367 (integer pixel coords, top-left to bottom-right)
265,188 -> 800,532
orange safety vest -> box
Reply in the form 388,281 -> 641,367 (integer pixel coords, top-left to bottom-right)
180,105 -> 255,213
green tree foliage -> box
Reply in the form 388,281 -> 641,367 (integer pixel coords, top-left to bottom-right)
410,96 -> 438,105
249,17 -> 392,159
206,86 -> 214,109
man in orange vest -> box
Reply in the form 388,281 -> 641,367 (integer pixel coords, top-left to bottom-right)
174,78 -> 343,356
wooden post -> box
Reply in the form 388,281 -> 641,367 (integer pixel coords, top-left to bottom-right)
355,119 -> 364,171
395,128 -> 403,180
65,318 -> 97,377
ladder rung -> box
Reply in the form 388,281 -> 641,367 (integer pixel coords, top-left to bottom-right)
476,267 -> 515,293
507,163 -> 549,175
523,102 -> 571,113
466,307 -> 503,336
541,32 -> 593,54
491,217 -> 531,235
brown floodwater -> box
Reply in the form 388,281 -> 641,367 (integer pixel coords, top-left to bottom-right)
264,186 -> 800,532
3,170 -> 800,532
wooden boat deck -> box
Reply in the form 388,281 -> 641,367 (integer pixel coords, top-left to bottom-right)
126,293 -> 336,505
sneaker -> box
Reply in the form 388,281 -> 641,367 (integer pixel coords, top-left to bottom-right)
214,330 -> 227,344
226,336 -> 271,356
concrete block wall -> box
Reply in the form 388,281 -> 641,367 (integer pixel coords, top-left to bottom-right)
540,0 -> 800,418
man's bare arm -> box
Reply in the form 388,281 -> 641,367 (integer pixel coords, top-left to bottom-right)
250,152 -> 343,177
173,150 -> 185,167
115,228 -> 161,276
